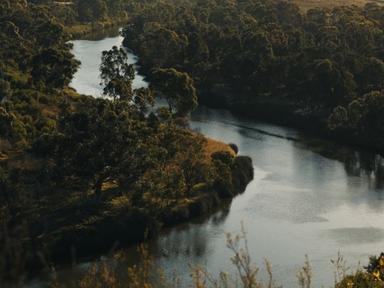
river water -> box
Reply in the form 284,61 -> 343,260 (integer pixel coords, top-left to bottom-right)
62,30 -> 384,287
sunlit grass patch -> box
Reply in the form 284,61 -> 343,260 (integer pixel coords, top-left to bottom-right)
292,0 -> 371,11
204,138 -> 236,160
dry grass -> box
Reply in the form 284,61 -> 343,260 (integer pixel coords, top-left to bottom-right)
204,138 -> 236,159
289,0 -> 375,11
102,180 -> 119,192
0,152 -> 7,161
64,24 -> 92,36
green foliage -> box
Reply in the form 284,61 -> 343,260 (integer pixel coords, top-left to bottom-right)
366,253 -> 384,282
100,46 -> 154,111
337,272 -> 384,288
0,79 -> 11,102
0,107 -> 27,143
78,0 -> 109,22
328,90 -> 384,140
336,253 -> 384,288
211,151 -> 235,198
0,0 -> 78,148
152,68 -> 198,117
123,0 -> 384,142
31,48 -> 79,89
100,46 -> 135,100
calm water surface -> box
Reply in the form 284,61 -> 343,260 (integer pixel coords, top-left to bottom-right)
54,30 -> 384,287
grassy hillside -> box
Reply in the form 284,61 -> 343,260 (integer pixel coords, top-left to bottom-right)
291,0 -> 376,11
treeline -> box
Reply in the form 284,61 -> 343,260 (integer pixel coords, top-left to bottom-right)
0,0 -> 253,283
28,0 -> 130,25
122,0 -> 384,150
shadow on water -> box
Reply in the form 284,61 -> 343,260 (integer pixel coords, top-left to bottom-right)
31,200 -> 232,288
149,202 -> 231,258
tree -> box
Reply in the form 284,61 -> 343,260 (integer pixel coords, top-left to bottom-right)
55,99 -> 143,198
31,48 -> 79,89
100,46 -> 135,100
151,68 -> 198,117
100,46 -> 154,111
77,0 -> 108,22
299,59 -> 356,109
328,90 -> 384,139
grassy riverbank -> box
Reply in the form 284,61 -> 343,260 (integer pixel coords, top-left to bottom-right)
292,0 -> 378,11
64,17 -> 129,38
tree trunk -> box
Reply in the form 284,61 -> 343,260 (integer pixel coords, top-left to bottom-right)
93,176 -> 104,199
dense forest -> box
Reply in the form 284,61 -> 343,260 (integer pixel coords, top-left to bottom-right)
122,0 -> 384,150
29,0 -> 128,23
0,0 -> 253,284
27,0 -> 142,36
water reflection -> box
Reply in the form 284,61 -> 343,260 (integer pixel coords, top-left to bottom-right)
153,205 -> 231,258
69,29 -> 147,97
344,152 -> 384,189
294,137 -> 384,192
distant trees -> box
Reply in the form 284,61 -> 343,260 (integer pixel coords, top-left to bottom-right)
299,59 -> 356,109
122,0 -> 384,145
329,90 -> 384,140
77,0 -> 108,22
0,0 -> 78,149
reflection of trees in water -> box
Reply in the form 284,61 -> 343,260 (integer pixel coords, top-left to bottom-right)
295,136 -> 384,190
210,205 -> 230,226
99,196 -> 232,285
344,151 -> 384,190
153,205 -> 231,259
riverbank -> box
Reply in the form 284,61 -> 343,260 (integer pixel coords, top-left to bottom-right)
133,61 -> 383,155
198,85 -> 384,155
16,147 -> 253,278
42,153 -> 253,265
64,17 -> 129,39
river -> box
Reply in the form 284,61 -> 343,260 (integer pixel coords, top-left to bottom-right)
50,29 -> 384,287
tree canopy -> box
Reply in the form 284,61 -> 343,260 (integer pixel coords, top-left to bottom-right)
122,0 -> 384,146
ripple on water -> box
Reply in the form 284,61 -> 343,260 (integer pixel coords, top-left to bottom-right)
324,227 -> 384,245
